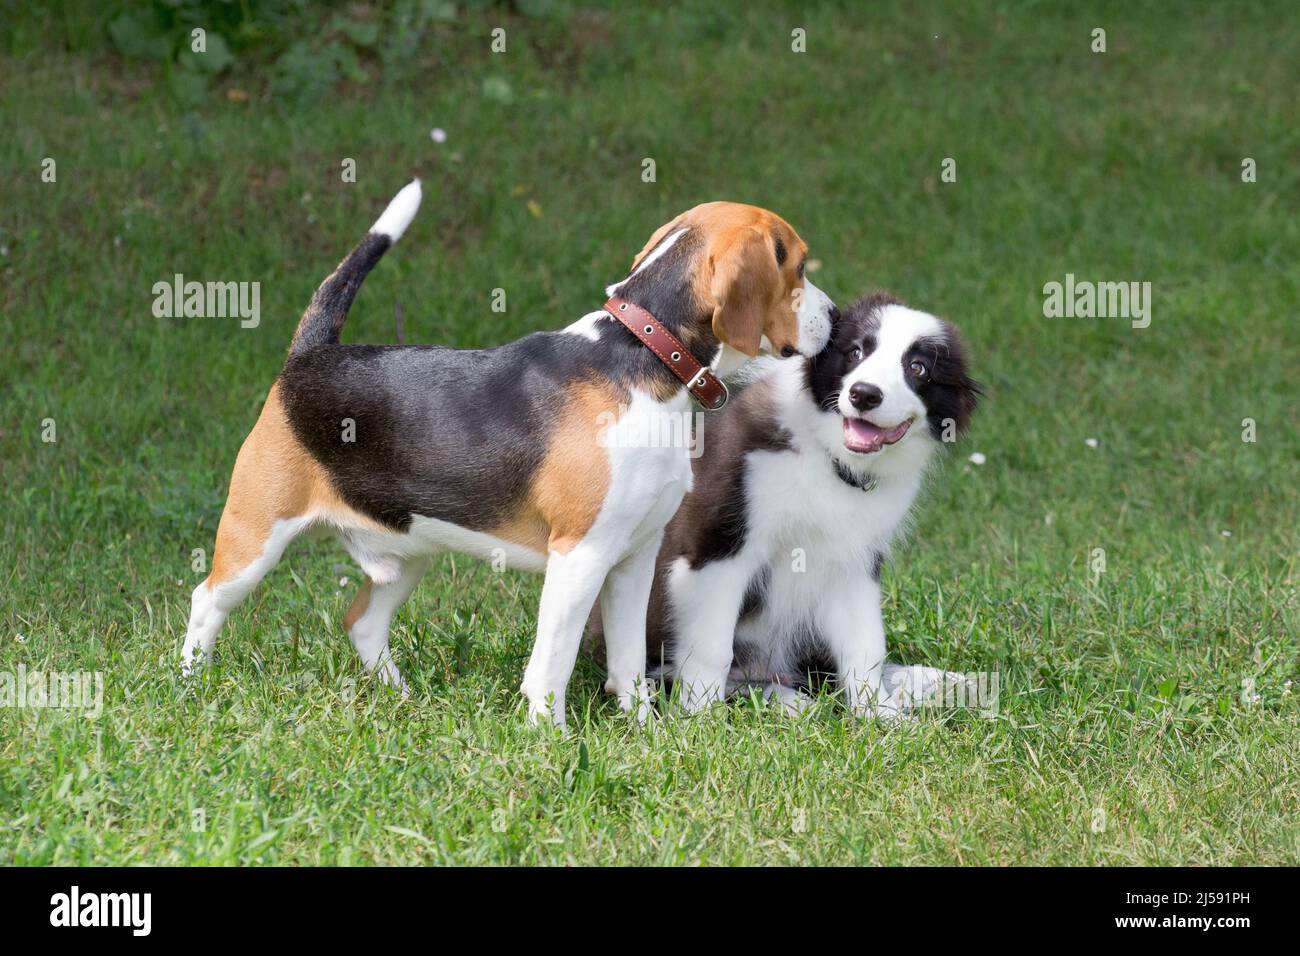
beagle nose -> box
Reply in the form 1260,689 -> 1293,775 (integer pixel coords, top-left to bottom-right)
849,382 -> 883,411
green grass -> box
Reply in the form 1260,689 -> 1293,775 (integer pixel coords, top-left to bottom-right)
1,0 -> 1297,865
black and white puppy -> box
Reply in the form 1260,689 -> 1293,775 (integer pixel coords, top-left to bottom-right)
644,293 -> 979,716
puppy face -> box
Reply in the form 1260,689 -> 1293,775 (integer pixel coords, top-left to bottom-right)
807,293 -> 978,461
626,202 -> 834,358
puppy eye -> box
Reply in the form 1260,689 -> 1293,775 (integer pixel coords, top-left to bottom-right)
849,346 -> 862,361
909,360 -> 928,378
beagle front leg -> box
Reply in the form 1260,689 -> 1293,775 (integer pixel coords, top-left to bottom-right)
597,531 -> 661,721
817,576 -> 895,719
521,544 -> 615,729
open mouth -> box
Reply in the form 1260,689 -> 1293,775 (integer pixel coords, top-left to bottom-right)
842,416 -> 913,454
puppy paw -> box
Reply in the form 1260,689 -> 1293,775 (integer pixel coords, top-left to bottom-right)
760,682 -> 815,716
850,691 -> 916,723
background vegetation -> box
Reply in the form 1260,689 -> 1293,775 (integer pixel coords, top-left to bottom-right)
1,0 -> 1296,864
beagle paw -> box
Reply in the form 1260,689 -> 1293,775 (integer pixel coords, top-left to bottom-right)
524,693 -> 568,732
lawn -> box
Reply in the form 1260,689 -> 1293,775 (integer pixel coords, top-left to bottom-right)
1,0 -> 1296,865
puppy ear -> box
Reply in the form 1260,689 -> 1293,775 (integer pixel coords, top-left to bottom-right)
953,372 -> 981,434
709,228 -> 780,357
935,320 -> 982,434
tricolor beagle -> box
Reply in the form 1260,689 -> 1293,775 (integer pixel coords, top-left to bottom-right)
180,181 -> 835,726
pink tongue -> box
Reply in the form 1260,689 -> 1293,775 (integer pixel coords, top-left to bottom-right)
843,417 -> 909,453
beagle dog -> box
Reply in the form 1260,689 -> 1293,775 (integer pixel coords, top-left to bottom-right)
180,181 -> 835,726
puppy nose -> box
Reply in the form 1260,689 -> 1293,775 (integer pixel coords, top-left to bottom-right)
849,382 -> 883,411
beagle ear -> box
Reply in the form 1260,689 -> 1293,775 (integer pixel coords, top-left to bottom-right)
709,228 -> 780,357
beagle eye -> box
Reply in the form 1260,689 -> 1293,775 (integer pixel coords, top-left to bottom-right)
909,359 -> 928,379
797,260 -> 806,278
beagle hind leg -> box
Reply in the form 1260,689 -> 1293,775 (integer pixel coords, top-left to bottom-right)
342,556 -> 429,694
181,384 -> 322,676
182,512 -> 309,675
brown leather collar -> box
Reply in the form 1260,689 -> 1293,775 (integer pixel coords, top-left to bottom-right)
604,296 -> 729,410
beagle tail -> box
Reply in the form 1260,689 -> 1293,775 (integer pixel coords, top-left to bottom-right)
288,178 -> 422,355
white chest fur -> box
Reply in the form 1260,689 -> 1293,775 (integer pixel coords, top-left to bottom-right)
712,360 -> 935,680
734,437 -> 923,665
587,388 -> 696,555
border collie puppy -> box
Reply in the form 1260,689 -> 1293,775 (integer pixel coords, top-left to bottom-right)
645,293 -> 979,716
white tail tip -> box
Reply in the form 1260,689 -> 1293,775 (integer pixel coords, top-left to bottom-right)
370,178 -> 422,242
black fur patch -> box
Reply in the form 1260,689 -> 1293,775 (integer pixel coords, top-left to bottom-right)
788,626 -> 837,694
907,329 -> 980,441
772,233 -> 787,266
870,551 -> 885,582
291,233 -> 392,354
739,566 -> 771,619
804,292 -> 894,414
663,380 -> 792,569
832,458 -> 878,492
282,338 -> 566,531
